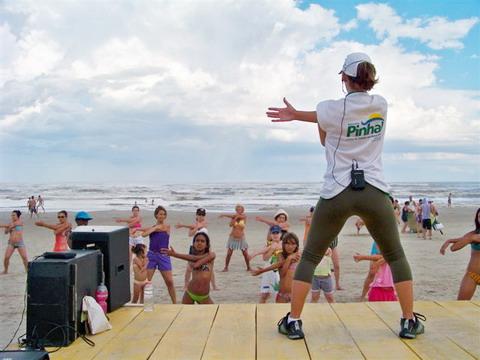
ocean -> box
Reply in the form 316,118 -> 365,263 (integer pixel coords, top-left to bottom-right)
0,182 -> 478,213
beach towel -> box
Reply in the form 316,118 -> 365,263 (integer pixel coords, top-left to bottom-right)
82,296 -> 112,335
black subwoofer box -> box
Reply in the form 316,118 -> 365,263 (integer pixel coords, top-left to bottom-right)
71,226 -> 130,312
26,249 -> 102,347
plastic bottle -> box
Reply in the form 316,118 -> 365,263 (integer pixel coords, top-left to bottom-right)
143,281 -> 154,312
95,283 -> 108,313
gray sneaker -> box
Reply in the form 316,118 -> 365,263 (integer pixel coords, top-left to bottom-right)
399,312 -> 426,339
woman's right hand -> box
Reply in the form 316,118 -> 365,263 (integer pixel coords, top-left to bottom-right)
267,98 -> 296,122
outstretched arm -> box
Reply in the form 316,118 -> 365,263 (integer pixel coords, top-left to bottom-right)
266,98 -> 317,123
192,252 -> 216,269
161,246 -> 210,262
175,223 -> 195,230
440,231 -> 480,254
141,224 -> 169,237
35,221 -> 58,231
249,246 -> 269,260
251,261 -> 284,276
353,253 -> 383,262
255,216 -> 275,226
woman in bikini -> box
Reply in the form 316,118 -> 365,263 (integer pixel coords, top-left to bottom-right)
440,207 -> 480,300
115,205 -> 143,264
220,204 -> 251,272
1,210 -> 28,274
162,231 -> 216,304
35,210 -> 71,252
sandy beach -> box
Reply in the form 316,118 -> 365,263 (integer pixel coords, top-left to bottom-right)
0,204 -> 478,347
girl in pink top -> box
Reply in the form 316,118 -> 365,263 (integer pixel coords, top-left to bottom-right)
353,252 -> 397,302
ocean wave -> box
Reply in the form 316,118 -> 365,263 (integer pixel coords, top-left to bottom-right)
0,182 -> 478,212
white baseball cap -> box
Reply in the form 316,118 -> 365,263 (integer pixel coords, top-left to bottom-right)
339,52 -> 373,77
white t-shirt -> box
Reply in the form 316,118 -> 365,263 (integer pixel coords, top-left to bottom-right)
316,92 -> 389,199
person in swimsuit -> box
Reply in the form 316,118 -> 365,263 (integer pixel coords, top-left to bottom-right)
220,204 -> 251,272
1,210 -> 28,274
131,244 -> 148,304
140,206 -> 176,303
440,207 -> 480,300
162,231 -> 216,304
35,210 -> 71,252
249,225 -> 283,303
116,205 -> 143,264
176,208 -> 218,290
252,232 -> 301,303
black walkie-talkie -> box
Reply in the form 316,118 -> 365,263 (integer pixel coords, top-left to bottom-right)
351,160 -> 365,190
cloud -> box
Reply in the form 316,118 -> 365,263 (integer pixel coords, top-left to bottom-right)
356,3 -> 478,49
0,1 -> 478,182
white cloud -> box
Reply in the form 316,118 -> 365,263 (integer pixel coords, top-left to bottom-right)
0,96 -> 53,132
0,1 -> 478,182
356,3 -> 478,49
384,152 -> 479,161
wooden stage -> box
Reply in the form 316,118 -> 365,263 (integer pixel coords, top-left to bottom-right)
50,300 -> 479,359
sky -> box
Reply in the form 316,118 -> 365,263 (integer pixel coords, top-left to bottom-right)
0,0 -> 479,184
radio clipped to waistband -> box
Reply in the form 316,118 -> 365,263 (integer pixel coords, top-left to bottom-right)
350,160 -> 365,190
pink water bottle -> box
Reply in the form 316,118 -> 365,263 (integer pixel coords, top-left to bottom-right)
95,283 -> 108,313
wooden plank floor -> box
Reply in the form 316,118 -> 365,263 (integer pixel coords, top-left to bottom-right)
49,301 -> 480,360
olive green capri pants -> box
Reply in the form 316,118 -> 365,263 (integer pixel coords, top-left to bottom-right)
295,183 -> 412,284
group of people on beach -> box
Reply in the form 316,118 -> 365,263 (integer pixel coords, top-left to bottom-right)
26,195 -> 45,218
355,195 -> 443,240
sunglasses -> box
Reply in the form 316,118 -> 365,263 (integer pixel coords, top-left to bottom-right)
57,215 -> 66,219
271,231 -> 280,234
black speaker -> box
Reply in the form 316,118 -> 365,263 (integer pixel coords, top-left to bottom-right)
71,226 -> 130,312
26,250 -> 102,347
0,350 -> 49,360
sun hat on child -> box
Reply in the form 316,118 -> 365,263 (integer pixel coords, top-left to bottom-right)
339,52 -> 373,77
274,209 -> 288,220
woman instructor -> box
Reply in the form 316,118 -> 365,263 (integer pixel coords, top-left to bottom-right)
267,53 -> 425,340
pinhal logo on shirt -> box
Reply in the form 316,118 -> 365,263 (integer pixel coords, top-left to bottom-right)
346,113 -> 385,139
